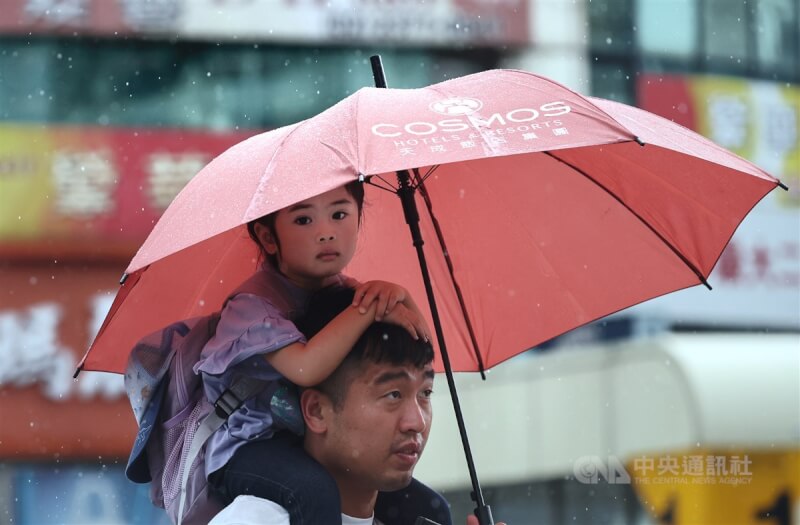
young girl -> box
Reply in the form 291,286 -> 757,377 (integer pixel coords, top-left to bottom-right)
195,181 -> 450,524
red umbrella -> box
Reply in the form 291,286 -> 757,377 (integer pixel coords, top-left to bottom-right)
77,62 -> 784,524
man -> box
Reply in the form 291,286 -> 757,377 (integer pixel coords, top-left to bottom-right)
210,287 -> 505,525
208,285 -> 443,525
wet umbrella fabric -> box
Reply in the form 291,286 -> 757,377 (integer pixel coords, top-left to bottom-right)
78,69 -> 781,377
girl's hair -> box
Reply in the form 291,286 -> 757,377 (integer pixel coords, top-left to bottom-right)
247,181 -> 365,269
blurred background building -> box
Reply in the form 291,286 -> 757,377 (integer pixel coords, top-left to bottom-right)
0,0 -> 797,524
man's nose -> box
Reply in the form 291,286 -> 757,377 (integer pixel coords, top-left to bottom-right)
399,400 -> 429,433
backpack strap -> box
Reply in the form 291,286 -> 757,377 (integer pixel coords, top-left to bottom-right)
176,376 -> 270,525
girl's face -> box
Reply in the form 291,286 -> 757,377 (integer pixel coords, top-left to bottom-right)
255,186 -> 360,289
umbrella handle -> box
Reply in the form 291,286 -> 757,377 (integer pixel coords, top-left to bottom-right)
370,54 -> 495,525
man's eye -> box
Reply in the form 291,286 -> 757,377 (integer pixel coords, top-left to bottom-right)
385,391 -> 401,400
332,211 -> 348,220
421,389 -> 434,399
294,216 -> 312,225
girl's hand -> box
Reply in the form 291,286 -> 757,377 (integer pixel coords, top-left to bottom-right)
381,303 -> 429,342
352,280 -> 407,321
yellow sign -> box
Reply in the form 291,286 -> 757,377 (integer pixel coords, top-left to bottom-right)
0,125 -> 53,239
631,449 -> 799,525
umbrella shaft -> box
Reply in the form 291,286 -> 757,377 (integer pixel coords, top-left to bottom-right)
371,53 -> 493,525
397,170 -> 493,524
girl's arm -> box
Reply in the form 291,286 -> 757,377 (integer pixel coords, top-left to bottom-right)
265,299 -> 424,387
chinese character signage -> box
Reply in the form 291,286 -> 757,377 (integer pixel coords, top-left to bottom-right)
634,74 -> 800,329
0,265 -> 133,459
0,124 -> 253,260
0,0 -> 530,46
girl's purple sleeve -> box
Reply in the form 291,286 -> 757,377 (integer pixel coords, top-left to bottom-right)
194,293 -> 307,376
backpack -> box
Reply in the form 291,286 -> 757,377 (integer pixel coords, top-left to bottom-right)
124,312 -> 268,525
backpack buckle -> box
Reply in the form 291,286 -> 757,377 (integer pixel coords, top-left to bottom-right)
214,389 -> 242,419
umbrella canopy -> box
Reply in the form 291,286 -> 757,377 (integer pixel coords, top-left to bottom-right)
77,69 -> 781,375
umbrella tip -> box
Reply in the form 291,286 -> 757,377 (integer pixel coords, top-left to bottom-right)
120,273 -> 128,285
73,365 -> 82,379
635,137 -> 646,147
370,56 -> 387,88
778,181 -> 789,191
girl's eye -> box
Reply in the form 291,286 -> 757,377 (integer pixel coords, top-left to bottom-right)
332,211 -> 348,220
294,216 -> 312,225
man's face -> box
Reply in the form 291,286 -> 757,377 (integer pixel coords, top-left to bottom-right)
322,361 -> 435,492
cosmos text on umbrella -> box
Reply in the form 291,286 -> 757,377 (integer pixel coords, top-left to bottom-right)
370,98 -> 572,139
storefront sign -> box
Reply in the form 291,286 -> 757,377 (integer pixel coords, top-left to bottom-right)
0,124 -> 253,259
634,74 -> 800,329
0,0 -> 530,45
0,265 -> 132,458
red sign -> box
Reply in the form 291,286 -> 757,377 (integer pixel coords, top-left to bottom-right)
0,124 -> 255,260
0,264 -> 134,459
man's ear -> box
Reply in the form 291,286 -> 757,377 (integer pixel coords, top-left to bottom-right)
253,222 -> 278,256
300,388 -> 331,435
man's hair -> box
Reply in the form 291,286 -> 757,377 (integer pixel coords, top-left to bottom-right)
296,286 -> 434,409
247,181 -> 365,269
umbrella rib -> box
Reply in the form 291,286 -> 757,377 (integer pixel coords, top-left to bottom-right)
418,165 -> 440,186
412,168 -> 488,378
544,150 -> 712,290
366,175 -> 399,193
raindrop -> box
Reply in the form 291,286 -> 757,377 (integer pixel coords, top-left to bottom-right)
605,37 -> 612,45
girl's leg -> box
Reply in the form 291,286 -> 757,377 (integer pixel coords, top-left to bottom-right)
210,432 -> 341,525
375,478 -> 452,525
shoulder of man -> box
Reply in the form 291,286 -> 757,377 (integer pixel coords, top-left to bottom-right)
208,495 -> 290,525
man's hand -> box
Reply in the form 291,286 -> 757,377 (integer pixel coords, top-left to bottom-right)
466,517 -> 506,525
